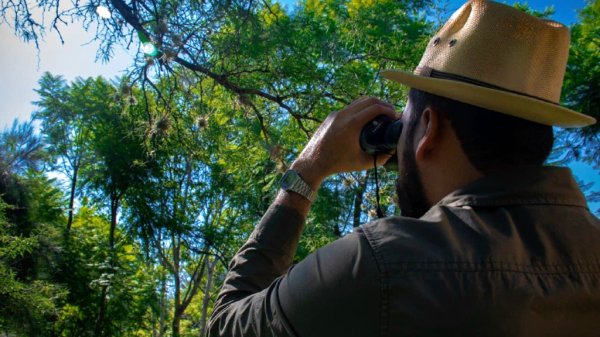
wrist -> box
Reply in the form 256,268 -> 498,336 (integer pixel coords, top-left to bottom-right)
289,159 -> 325,191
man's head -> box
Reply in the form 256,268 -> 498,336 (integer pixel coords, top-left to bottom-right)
383,0 -> 596,217
395,88 -> 555,218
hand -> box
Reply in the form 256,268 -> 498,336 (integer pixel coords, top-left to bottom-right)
291,97 -> 399,189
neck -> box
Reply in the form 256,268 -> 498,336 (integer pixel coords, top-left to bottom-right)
418,132 -> 483,206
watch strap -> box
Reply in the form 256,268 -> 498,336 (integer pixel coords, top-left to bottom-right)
280,170 -> 317,202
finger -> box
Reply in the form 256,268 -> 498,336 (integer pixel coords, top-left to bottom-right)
348,96 -> 373,108
341,97 -> 371,113
353,103 -> 398,125
346,97 -> 393,114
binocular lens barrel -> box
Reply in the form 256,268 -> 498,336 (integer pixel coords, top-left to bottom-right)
359,116 -> 403,155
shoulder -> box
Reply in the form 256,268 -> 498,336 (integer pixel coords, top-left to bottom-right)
359,205 -> 484,265
277,219 -> 381,336
360,203 -> 600,269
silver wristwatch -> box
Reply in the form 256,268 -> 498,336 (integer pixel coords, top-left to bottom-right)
280,170 -> 317,202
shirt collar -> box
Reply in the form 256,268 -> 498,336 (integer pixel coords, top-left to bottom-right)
437,166 -> 589,209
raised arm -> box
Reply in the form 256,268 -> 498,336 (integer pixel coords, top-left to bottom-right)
207,97 -> 397,337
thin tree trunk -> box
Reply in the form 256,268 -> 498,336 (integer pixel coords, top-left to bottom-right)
352,173 -> 368,228
94,194 -> 120,337
109,195 -> 119,250
94,286 -> 108,336
66,162 -> 79,233
172,234 -> 181,337
200,257 -> 217,336
353,188 -> 365,228
172,315 -> 181,337
159,272 -> 167,337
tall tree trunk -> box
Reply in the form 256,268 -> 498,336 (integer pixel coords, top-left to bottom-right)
353,188 -> 365,228
94,194 -> 120,337
65,162 -> 79,233
172,315 -> 181,337
94,286 -> 108,336
159,272 -> 167,337
109,195 -> 119,250
352,173 -> 368,228
200,257 -> 217,336
172,234 -> 181,337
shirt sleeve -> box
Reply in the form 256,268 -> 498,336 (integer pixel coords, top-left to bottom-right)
207,204 -> 381,337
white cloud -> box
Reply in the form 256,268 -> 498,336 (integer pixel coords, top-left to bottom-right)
0,16 -> 133,129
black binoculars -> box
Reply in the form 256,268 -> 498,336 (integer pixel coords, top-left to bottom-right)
360,115 -> 403,155
359,115 -> 403,169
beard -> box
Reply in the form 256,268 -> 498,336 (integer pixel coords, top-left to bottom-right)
395,146 -> 431,218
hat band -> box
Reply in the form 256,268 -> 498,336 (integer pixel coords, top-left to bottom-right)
417,66 -> 558,105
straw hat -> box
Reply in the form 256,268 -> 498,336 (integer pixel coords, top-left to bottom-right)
381,0 -> 596,128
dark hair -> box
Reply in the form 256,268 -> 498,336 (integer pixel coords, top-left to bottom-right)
407,88 -> 554,174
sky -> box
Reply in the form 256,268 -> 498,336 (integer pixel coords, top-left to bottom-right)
0,18 -> 133,128
446,0 -> 586,23
0,0 -> 597,210
0,0 -> 588,128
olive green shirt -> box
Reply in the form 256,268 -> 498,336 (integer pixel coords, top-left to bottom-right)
208,166 -> 600,337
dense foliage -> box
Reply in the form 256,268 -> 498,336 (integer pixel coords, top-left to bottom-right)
0,0 -> 597,336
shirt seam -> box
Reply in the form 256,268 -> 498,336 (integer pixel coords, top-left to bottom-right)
385,261 -> 600,274
360,227 -> 390,337
440,198 -> 588,209
273,277 -> 300,337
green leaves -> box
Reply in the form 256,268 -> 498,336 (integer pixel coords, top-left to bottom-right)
551,1 -> 600,171
0,181 -> 66,336
562,0 -> 600,136
0,120 -> 46,175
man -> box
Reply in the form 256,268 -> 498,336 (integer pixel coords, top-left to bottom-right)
208,1 -> 600,336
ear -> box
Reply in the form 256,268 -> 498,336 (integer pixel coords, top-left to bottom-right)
415,108 -> 441,162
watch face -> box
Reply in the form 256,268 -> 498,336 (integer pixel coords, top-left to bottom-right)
280,170 -> 296,189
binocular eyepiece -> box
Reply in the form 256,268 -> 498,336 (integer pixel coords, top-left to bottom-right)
359,115 -> 403,155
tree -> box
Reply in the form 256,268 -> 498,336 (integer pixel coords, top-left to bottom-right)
34,73 -> 96,233
0,198 -> 66,336
556,0 -> 600,168
54,206 -> 159,337
123,79 -> 238,337
0,126 -> 66,336
34,74 -> 159,336
0,120 -> 45,177
72,77 -> 156,336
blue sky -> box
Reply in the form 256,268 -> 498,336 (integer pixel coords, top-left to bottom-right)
278,0 -> 588,24
445,0 -> 587,24
0,0 -> 597,211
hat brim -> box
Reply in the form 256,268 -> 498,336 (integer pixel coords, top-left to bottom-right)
380,70 -> 596,128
